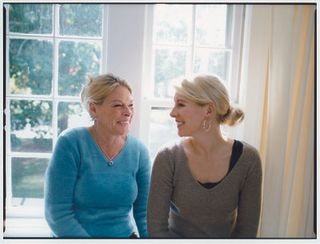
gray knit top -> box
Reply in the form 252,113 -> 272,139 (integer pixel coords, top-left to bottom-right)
147,141 -> 262,238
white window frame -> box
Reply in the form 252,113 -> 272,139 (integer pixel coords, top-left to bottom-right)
140,4 -> 246,148
3,3 -> 246,237
4,3 -> 108,220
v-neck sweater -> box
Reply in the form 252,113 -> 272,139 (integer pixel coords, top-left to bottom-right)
147,141 -> 262,238
45,127 -> 151,237
198,140 -> 243,189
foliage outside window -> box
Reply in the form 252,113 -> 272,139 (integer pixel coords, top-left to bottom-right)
147,4 -> 243,159
6,4 -> 103,209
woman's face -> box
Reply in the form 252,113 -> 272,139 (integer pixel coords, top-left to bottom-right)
92,86 -> 134,136
170,93 -> 208,137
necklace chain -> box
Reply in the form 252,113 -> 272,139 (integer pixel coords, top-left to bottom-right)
93,126 -> 125,163
96,142 -> 116,161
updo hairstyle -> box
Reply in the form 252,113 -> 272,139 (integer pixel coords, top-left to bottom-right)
174,74 -> 244,126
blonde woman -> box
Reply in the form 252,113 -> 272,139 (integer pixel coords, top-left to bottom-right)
147,74 -> 262,238
45,74 -> 151,238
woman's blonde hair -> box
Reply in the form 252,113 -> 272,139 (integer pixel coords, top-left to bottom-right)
80,73 -> 132,118
175,74 -> 244,126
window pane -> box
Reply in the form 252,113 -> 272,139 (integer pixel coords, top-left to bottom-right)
195,5 -> 228,47
8,4 -> 53,34
154,4 -> 192,44
59,4 -> 103,37
11,157 -> 49,199
154,48 -> 187,98
193,49 -> 230,82
149,107 -> 179,160
58,102 -> 92,135
9,39 -> 53,95
58,41 -> 101,96
10,100 -> 53,153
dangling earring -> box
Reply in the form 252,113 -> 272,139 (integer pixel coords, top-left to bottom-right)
202,119 -> 211,132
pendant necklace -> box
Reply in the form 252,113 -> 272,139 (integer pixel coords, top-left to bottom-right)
96,142 -> 117,166
94,127 -> 122,166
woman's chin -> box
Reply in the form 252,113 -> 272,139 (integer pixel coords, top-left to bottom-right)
177,130 -> 186,137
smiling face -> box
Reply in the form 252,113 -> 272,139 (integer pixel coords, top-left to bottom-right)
90,86 -> 134,136
170,94 -> 209,137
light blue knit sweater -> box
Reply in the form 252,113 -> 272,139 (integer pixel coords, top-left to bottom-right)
44,127 -> 151,237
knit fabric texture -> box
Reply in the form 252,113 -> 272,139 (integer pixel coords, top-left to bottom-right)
147,141 -> 262,238
45,127 -> 151,237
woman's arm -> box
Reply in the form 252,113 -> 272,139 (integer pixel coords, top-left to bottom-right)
232,148 -> 262,238
147,149 -> 178,237
44,134 -> 90,237
132,145 -> 151,238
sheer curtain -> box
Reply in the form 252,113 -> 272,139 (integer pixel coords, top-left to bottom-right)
240,5 -> 315,237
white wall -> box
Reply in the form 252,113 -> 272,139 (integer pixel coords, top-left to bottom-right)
106,4 -> 147,138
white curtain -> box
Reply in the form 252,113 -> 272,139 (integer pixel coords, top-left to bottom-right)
240,5 -> 315,237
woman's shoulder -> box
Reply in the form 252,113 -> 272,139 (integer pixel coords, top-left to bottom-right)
154,140 -> 185,167
57,127 -> 89,144
241,141 -> 261,159
157,140 -> 183,156
238,141 -> 262,170
127,134 -> 148,151
60,126 -> 87,137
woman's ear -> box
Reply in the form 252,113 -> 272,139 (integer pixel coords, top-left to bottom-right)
205,102 -> 215,117
89,102 -> 97,118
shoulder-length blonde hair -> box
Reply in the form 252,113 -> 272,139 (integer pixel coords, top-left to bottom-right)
80,73 -> 132,118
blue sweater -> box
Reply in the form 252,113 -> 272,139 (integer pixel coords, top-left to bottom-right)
44,127 -> 151,238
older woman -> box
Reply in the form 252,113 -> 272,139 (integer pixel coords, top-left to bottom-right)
45,74 -> 151,238
147,74 -> 262,238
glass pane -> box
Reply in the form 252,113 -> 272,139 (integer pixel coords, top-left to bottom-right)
8,4 -> 53,34
11,157 -> 49,199
58,41 -> 101,96
154,48 -> 187,98
195,5 -> 228,47
58,102 -> 93,135
154,4 -> 192,44
9,39 -> 53,95
59,4 -> 103,37
193,49 -> 230,82
10,100 -> 53,153
149,107 -> 180,160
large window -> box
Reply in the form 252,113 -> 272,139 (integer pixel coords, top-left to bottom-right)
3,3 -> 244,236
142,4 -> 244,159
5,3 -> 105,216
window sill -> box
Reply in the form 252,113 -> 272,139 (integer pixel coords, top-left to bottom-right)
3,217 -> 51,238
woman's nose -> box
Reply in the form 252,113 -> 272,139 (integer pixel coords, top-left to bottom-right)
169,107 -> 176,118
123,105 -> 133,116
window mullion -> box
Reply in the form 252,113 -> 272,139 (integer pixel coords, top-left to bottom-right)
52,4 -> 59,146
189,4 -> 196,76
7,152 -> 52,158
101,4 -> 108,73
5,6 -> 12,209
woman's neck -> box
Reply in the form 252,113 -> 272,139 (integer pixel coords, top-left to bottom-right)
93,124 -> 125,142
89,124 -> 127,156
187,125 -> 230,156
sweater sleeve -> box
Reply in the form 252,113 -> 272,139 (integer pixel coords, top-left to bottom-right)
133,144 -> 151,238
232,147 -> 262,238
44,134 -> 90,237
147,148 -> 178,237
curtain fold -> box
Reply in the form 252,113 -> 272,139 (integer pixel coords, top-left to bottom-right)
243,4 -> 315,237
